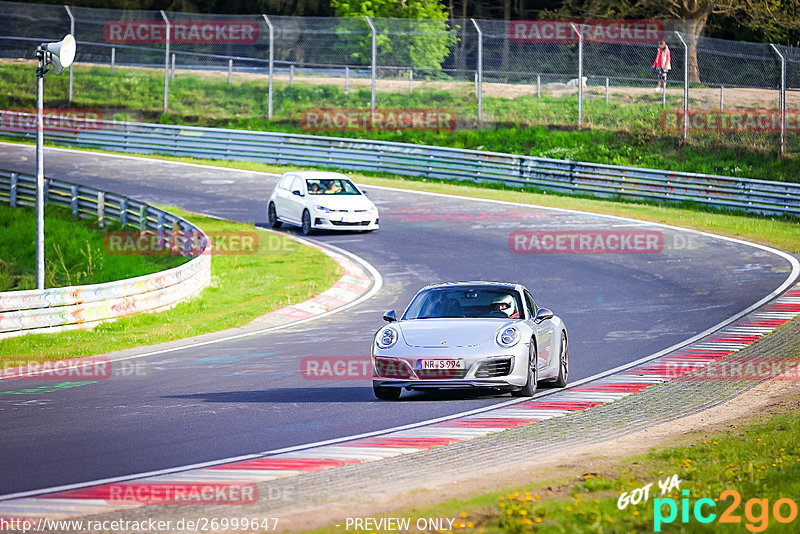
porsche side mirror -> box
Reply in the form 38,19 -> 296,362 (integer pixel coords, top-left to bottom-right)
534,308 -> 554,324
383,309 -> 397,322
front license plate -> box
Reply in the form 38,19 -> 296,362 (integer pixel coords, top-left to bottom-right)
418,359 -> 465,370
341,215 -> 359,223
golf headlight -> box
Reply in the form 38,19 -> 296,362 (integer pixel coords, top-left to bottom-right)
314,205 -> 334,213
376,327 -> 398,349
496,326 -> 520,348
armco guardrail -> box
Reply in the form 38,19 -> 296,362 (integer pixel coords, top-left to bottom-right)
0,168 -> 211,339
1,111 -> 799,216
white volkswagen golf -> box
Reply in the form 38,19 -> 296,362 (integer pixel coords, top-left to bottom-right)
268,171 -> 379,235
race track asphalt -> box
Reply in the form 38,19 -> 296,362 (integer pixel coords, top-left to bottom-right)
0,144 -> 793,495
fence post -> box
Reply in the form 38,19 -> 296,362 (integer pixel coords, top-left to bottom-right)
770,43 -> 786,157
719,85 -> 724,110
228,59 -> 233,84
110,47 -> 115,74
365,16 -> 376,112
262,15 -> 273,120
537,74 -> 540,97
160,10 -> 170,113
675,32 -> 689,143
570,23 -> 583,127
605,77 -> 609,104
345,66 -> 349,94
9,173 -> 17,207
64,5 -> 75,105
471,18 -> 483,126
171,53 -> 176,81
409,68 -> 413,93
289,64 -> 294,87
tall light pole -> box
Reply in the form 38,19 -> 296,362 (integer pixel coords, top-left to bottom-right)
35,34 -> 75,289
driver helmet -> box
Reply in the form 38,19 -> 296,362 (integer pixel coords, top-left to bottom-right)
491,294 -> 516,317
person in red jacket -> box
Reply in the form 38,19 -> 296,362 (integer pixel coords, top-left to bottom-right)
652,40 -> 671,91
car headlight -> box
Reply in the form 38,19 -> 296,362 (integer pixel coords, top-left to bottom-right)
376,327 -> 398,349
368,205 -> 378,213
496,326 -> 520,348
314,205 -> 334,213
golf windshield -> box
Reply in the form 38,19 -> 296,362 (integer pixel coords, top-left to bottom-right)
403,287 -> 524,320
306,178 -> 361,196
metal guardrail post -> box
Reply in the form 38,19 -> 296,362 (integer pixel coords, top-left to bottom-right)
262,15 -> 274,120
120,198 -> 128,226
537,74 -> 540,97
345,66 -> 349,94
9,173 -> 17,207
570,23 -> 583,127
675,32 -> 689,142
97,191 -> 105,227
720,85 -> 724,110
140,204 -> 147,232
289,64 -> 294,87
365,16 -> 376,112
770,43 -> 786,157
160,10 -> 170,113
605,77 -> 609,104
228,59 -> 233,84
408,68 -> 413,93
471,18 -> 483,126
171,53 -> 176,81
110,47 -> 115,74
64,5 -> 75,105
70,185 -> 78,217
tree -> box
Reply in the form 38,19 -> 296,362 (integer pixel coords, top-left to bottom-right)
331,0 -> 458,72
552,0 -> 800,82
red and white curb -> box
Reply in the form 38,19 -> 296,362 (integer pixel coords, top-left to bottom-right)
257,237 -> 373,322
2,284 -> 799,521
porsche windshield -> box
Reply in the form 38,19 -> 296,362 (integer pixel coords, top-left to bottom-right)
403,286 -> 524,320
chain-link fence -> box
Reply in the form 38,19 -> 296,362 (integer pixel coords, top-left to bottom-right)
0,0 -> 796,156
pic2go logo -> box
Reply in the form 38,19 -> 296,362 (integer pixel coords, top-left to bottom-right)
654,489 -> 799,532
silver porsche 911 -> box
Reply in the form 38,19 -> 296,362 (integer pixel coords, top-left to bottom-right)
371,281 -> 569,400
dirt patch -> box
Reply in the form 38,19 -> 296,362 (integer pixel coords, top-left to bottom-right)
275,375 -> 800,532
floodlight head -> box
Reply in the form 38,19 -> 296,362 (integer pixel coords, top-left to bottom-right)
42,34 -> 76,75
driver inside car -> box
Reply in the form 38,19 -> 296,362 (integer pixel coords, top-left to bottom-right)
490,294 -> 520,319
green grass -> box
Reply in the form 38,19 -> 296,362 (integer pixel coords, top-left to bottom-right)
299,403 -> 800,534
2,62 -> 798,183
0,206 -> 341,361
0,203 -> 184,291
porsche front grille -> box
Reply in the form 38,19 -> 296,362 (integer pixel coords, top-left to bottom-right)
475,358 -> 513,378
416,369 -> 468,379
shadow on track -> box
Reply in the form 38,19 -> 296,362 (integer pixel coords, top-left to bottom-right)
165,387 -> 512,403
